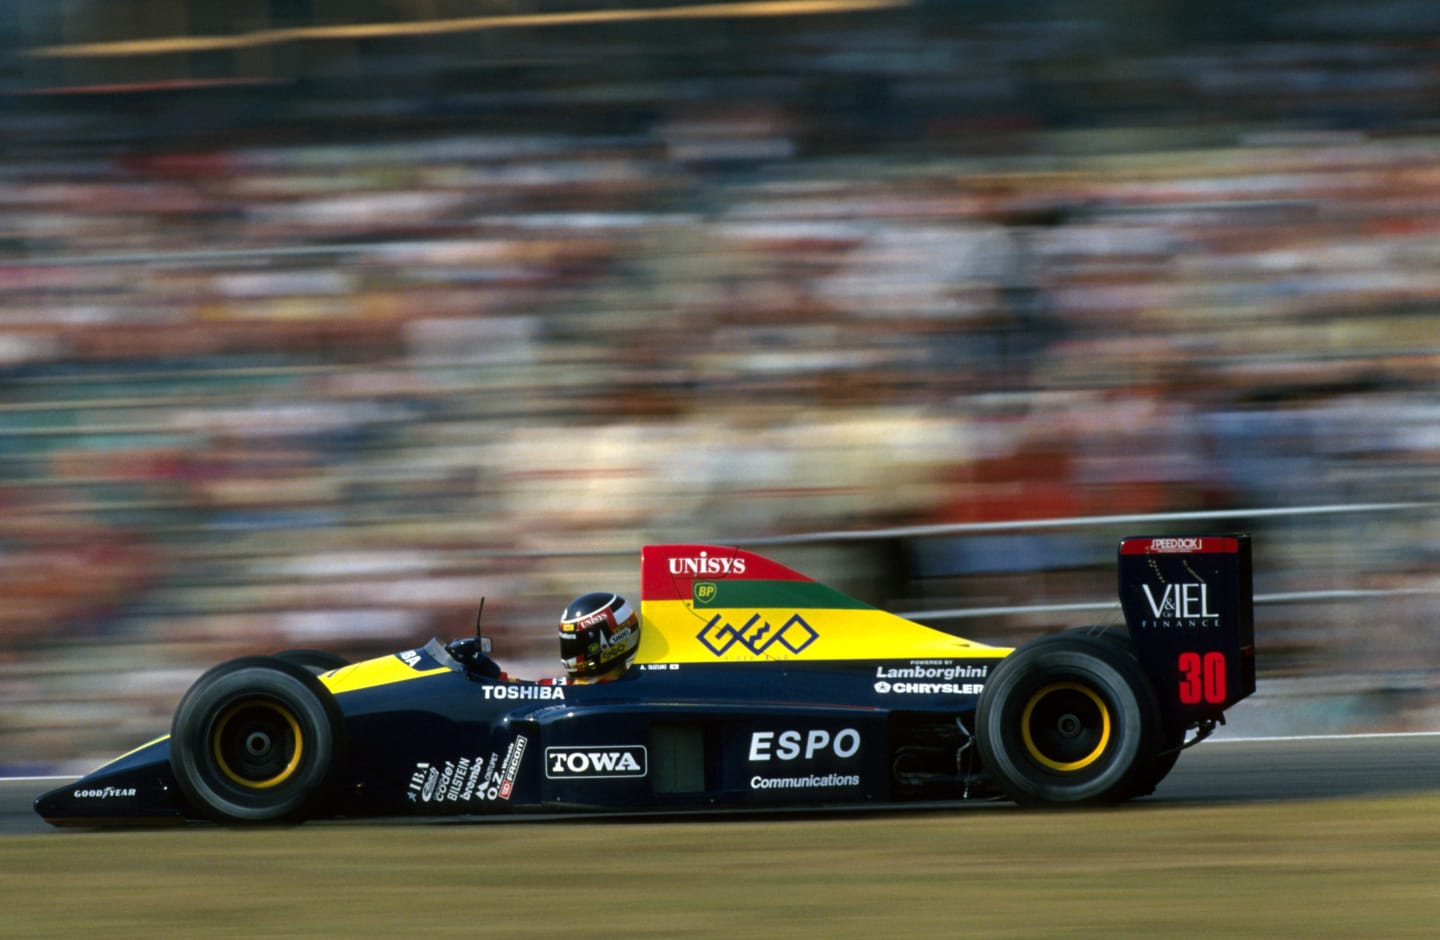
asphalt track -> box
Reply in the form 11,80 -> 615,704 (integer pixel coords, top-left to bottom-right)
3,733 -> 1436,834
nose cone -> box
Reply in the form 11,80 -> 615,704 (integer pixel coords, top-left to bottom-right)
33,783 -> 69,822
32,738 -> 186,827
34,777 -> 144,826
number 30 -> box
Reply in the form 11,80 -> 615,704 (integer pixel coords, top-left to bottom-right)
1178,651 -> 1227,705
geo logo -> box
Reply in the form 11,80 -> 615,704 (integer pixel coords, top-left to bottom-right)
697,613 -> 818,658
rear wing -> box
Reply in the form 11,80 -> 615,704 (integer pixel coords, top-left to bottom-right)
1118,534 -> 1256,727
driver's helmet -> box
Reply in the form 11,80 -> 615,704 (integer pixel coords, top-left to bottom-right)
559,592 -> 640,679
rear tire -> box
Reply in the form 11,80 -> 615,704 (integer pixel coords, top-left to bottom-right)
170,657 -> 343,824
1073,625 -> 1182,798
976,632 -> 1162,805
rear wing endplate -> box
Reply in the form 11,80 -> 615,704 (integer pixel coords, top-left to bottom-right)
1118,534 -> 1256,726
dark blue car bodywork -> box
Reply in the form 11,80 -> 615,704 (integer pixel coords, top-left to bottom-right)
37,537 -> 1254,825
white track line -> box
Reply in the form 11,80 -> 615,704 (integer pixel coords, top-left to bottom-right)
1210,730 -> 1440,744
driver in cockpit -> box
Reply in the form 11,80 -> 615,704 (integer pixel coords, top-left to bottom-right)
555,592 -> 640,684
449,592 -> 640,685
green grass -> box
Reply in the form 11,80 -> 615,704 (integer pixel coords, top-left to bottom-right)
3,795 -> 1439,938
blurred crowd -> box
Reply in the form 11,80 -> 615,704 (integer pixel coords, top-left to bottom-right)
3,2 -> 1439,769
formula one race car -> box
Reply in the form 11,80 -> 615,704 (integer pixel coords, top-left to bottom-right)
36,536 -> 1254,825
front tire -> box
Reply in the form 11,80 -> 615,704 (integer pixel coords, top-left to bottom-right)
170,657 -> 344,824
976,632 -> 1162,805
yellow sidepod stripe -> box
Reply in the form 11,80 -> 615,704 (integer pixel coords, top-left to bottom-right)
636,599 -> 1011,664
320,655 -> 450,695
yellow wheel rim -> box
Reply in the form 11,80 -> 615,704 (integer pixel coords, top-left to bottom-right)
212,699 -> 304,789
1020,681 -> 1111,772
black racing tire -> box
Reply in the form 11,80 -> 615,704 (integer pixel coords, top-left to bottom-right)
272,649 -> 349,675
169,656 -> 344,824
1066,625 -> 1183,798
976,632 -> 1163,806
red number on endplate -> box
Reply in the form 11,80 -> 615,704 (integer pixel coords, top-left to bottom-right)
1178,651 -> 1227,705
